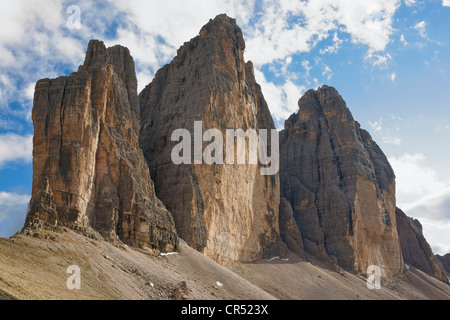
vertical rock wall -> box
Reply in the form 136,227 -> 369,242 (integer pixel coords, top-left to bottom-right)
139,15 -> 285,263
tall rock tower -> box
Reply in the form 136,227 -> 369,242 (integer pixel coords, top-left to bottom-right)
26,40 -> 178,253
280,85 -> 404,277
139,14 -> 285,263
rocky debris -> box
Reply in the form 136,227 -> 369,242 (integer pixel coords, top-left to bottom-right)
436,254 -> 450,277
139,14 -> 286,263
171,281 -> 190,300
25,39 -> 178,253
279,85 -> 403,277
396,208 -> 448,283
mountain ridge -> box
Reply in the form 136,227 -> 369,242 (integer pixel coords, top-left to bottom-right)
2,14 -> 448,300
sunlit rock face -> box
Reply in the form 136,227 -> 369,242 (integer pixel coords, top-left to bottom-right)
26,40 -> 178,254
139,15 -> 286,264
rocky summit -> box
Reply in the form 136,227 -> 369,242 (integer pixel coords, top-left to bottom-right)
279,85 -> 403,277
25,40 -> 178,253
139,14 -> 286,263
396,208 -> 448,283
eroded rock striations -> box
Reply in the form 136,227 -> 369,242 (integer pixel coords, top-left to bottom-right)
139,14 -> 286,263
280,86 -> 403,276
25,40 -> 178,253
279,197 -> 307,259
396,208 -> 448,283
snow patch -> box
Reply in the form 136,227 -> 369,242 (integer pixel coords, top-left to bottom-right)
267,256 -> 280,261
160,252 -> 178,256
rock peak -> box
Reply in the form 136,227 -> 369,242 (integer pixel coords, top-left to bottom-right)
139,15 -> 285,263
199,14 -> 244,46
300,85 -> 347,111
83,39 -> 107,68
201,13 -> 239,32
280,87 -> 403,276
284,85 -> 351,130
26,39 -> 178,253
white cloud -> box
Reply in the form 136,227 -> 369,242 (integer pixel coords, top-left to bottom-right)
443,0 -> 450,7
0,0 -> 88,119
245,0 -> 400,67
0,192 -> 30,238
254,68 -> 306,124
400,34 -> 408,46
365,50 -> 392,69
389,153 -> 447,207
419,217 -> 450,255
320,32 -> 344,55
369,118 -> 384,132
368,114 -> 403,146
390,72 -> 397,82
0,0 -> 403,128
390,153 -> 450,254
0,192 -> 30,217
0,134 -> 33,168
403,189 -> 450,255
322,64 -> 333,81
413,20 -> 428,38
404,0 -> 417,6
302,60 -> 313,84
382,135 -> 401,145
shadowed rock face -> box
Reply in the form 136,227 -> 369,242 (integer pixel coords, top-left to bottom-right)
279,197 -> 307,259
436,254 -> 450,278
280,85 -> 403,277
26,40 -> 178,253
396,208 -> 448,283
139,14 -> 286,263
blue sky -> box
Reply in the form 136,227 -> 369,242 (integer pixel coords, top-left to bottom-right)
0,0 -> 449,254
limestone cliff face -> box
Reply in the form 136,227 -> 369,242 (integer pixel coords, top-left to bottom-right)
139,14 -> 285,263
26,40 -> 178,253
396,208 -> 448,283
280,86 -> 403,276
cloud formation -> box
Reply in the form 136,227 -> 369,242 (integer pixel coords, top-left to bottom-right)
389,153 -> 446,207
0,192 -> 30,238
244,0 -> 400,65
413,21 -> 428,39
0,134 -> 33,168
389,153 -> 450,255
0,0 -> 402,126
404,0 -> 417,6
